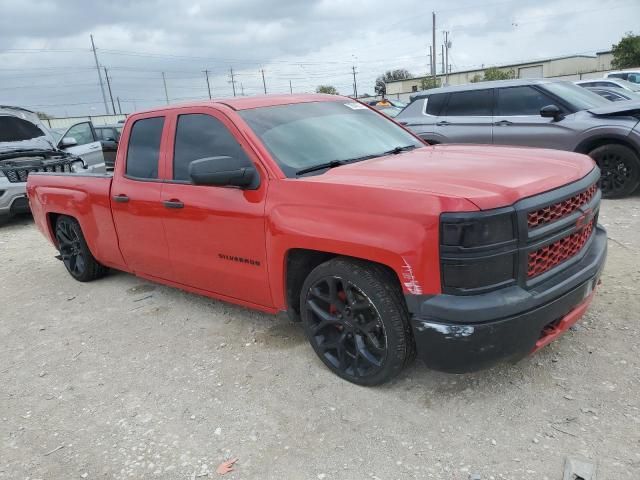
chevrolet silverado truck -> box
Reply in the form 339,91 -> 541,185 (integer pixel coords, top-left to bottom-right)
27,94 -> 607,385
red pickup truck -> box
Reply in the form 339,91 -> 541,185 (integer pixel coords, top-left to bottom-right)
27,94 -> 607,385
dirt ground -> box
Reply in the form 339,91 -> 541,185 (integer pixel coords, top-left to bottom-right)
1,194 -> 639,480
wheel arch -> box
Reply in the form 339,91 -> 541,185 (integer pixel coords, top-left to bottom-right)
574,134 -> 640,157
283,248 -> 406,322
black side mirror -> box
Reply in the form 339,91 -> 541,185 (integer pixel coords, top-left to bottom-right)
540,104 -> 564,121
189,156 -> 259,189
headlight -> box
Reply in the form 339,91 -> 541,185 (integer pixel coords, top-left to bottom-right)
440,208 -> 517,294
441,211 -> 515,247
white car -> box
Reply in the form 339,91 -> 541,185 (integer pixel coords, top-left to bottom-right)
575,78 -> 640,92
0,107 -> 105,224
605,70 -> 640,84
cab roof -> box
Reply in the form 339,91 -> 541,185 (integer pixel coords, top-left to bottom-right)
134,93 -> 347,116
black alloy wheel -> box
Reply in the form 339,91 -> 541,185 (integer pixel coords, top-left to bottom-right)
55,216 -> 107,282
300,258 -> 414,385
589,144 -> 640,198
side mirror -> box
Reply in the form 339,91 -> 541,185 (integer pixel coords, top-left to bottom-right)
189,156 -> 259,189
540,104 -> 564,121
60,136 -> 78,148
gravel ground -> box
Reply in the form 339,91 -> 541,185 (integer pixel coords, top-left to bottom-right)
1,194 -> 639,480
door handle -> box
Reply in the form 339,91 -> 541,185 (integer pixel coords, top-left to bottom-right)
112,194 -> 129,203
89,144 -> 101,150
162,199 -> 184,209
494,120 -> 513,126
436,121 -> 450,126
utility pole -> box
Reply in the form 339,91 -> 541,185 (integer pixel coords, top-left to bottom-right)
240,82 -> 245,96
289,79 -> 293,94
229,67 -> 236,97
203,69 -> 212,99
428,46 -> 433,77
352,65 -> 358,98
90,34 -> 110,114
432,12 -> 436,77
103,67 -> 116,115
161,72 -> 169,104
441,45 -> 445,76
117,96 -> 122,114
261,69 -> 267,94
444,31 -> 450,86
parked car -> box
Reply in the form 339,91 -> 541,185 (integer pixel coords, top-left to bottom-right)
605,70 -> 640,84
368,99 -> 407,108
583,86 -> 640,102
94,124 -> 122,169
375,106 -> 403,117
27,94 -> 606,385
575,78 -> 640,92
49,121 -> 106,171
0,106 -> 85,224
397,79 -> 640,198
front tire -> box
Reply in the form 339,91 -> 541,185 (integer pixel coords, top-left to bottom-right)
300,258 -> 415,386
588,144 -> 640,198
55,215 -> 108,282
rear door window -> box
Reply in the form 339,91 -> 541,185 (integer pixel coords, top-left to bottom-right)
442,90 -> 492,116
496,86 -> 556,116
425,93 -> 447,116
125,117 -> 165,179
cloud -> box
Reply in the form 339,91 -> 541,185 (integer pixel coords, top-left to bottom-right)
0,0 -> 638,115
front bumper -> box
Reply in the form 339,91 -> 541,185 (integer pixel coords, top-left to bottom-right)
408,225 -> 607,373
0,178 -> 28,217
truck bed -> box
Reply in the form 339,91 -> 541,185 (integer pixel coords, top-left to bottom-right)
26,172 -> 127,270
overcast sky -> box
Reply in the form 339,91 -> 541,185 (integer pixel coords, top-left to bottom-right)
0,0 -> 638,117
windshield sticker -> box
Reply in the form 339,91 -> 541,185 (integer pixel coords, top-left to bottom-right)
344,102 -> 368,110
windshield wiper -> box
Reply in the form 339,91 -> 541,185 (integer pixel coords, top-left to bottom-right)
381,144 -> 418,155
295,146 -> 418,176
296,160 -> 347,176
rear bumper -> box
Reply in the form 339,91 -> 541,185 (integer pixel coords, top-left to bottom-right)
408,225 -> 607,373
0,179 -> 28,217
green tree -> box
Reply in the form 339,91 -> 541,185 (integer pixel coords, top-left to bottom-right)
316,85 -> 339,95
483,67 -> 515,81
419,77 -> 440,90
375,69 -> 413,96
470,67 -> 515,82
611,32 -> 640,69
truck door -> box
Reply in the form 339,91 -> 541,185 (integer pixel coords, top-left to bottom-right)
110,115 -> 174,280
160,109 -> 272,307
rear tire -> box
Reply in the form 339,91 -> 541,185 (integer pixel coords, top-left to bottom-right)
300,257 -> 415,386
588,144 -> 640,198
55,215 -> 108,282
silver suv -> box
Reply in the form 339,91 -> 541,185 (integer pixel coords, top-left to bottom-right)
396,79 -> 640,198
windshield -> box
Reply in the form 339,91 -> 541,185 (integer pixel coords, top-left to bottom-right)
239,101 -> 423,177
541,82 -> 610,110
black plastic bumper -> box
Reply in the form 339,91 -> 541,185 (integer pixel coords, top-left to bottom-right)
408,225 -> 607,373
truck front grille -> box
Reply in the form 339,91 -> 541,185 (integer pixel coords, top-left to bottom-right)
527,183 -> 597,229
528,219 -> 595,278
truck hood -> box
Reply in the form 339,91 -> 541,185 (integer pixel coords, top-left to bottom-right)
303,145 -> 595,210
